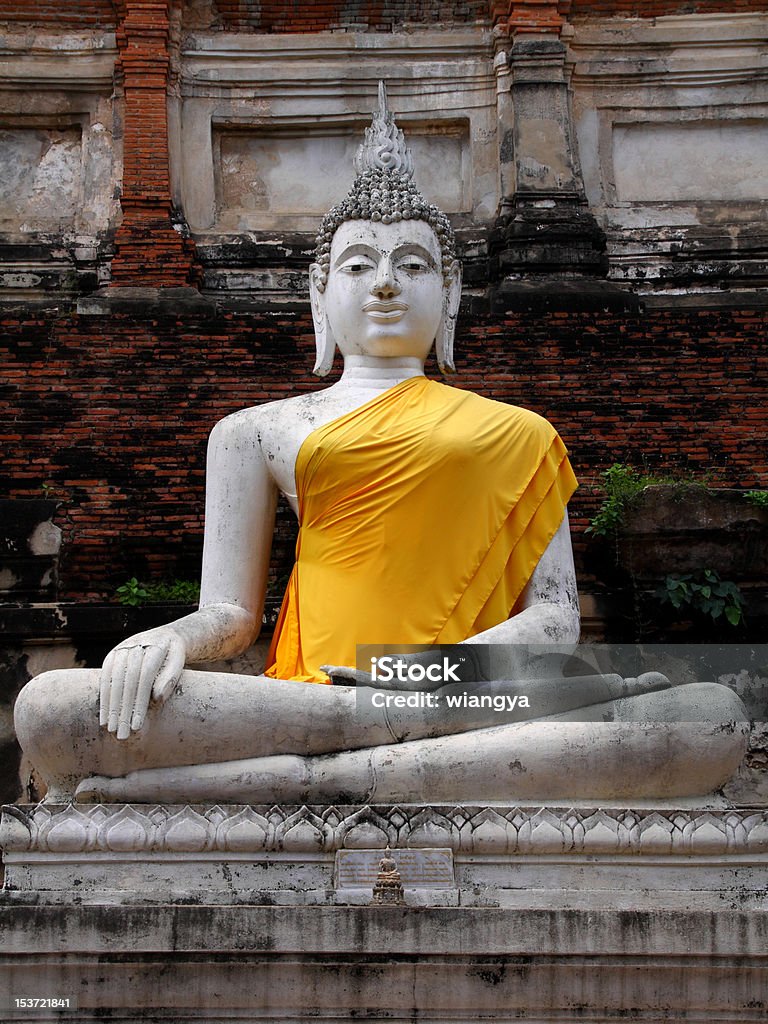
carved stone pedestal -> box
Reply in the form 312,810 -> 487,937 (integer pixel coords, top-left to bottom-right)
2,803 -> 767,1021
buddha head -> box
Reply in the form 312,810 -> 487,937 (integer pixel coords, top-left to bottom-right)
309,83 -> 462,376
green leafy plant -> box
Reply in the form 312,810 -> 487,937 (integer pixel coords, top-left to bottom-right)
40,480 -> 68,499
115,577 -> 149,607
587,463 -> 715,537
145,579 -> 201,604
586,464 -> 658,536
115,578 -> 200,607
659,569 -> 744,627
744,490 -> 768,509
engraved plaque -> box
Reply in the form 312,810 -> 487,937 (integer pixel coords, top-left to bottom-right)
335,848 -> 455,889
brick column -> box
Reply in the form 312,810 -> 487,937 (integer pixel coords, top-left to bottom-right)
109,0 -> 199,288
489,0 -> 607,286
492,0 -> 572,35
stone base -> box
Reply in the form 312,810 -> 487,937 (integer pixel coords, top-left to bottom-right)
487,277 -> 641,314
3,801 -> 768,907
490,199 -> 607,277
1,902 -> 767,1023
2,803 -> 767,1021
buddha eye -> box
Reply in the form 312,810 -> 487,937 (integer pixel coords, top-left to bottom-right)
339,258 -> 374,274
397,257 -> 430,273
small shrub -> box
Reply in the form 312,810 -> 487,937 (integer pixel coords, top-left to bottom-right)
587,464 -> 716,537
586,464 -> 656,536
144,579 -> 201,604
115,577 -> 149,607
744,490 -> 768,509
659,569 -> 744,627
115,578 -> 200,607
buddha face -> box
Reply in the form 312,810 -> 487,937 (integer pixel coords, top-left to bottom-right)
310,219 -> 461,370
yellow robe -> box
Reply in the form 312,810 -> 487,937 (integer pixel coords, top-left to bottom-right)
265,377 -> 577,683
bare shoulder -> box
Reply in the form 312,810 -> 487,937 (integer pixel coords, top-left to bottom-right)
208,390 -> 332,452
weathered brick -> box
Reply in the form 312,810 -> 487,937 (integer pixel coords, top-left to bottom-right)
110,1 -> 201,288
1,307 -> 766,602
201,0 -> 490,32
570,0 -> 768,15
0,1 -> 116,28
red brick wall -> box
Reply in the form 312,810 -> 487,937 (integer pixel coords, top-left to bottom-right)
206,0 -> 490,32
2,1 -> 765,34
188,0 -> 768,32
571,0 -> 768,15
492,1 -> 572,34
0,1 -> 117,28
110,0 -> 200,286
2,307 -> 765,599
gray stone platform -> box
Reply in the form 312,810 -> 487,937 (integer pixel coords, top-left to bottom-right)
3,801 -> 768,907
1,902 -> 767,1023
2,803 -> 768,1021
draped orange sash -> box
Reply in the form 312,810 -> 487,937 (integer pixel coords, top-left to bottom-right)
265,377 -> 577,683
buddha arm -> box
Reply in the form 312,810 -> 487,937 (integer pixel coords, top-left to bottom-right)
161,414 -> 278,663
99,412 -> 277,739
195,412 -> 278,657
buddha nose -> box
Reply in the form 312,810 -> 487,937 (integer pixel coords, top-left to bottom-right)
371,256 -> 401,299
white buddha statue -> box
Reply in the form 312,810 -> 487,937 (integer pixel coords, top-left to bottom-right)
14,85 -> 748,805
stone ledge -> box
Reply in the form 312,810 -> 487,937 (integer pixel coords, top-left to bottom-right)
487,279 -> 641,313
0,602 -> 198,641
76,286 -> 218,317
2,901 -> 767,956
3,803 -> 768,908
6,802 -> 768,857
642,289 -> 768,310
0,903 -> 766,1023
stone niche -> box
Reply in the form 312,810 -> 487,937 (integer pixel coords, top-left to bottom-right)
0,125 -> 83,232
0,88 -> 118,242
568,12 -> 768,294
176,28 -> 498,299
611,119 -> 768,205
0,29 -> 120,297
212,119 -> 470,232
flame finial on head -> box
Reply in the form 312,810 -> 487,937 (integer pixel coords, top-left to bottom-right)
353,82 -> 414,178
314,82 -> 457,288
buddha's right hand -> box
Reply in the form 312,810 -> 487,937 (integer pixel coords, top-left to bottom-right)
99,627 -> 186,740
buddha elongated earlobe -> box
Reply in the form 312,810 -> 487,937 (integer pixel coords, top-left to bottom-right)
313,318 -> 336,378
436,260 -> 462,375
309,263 -> 336,377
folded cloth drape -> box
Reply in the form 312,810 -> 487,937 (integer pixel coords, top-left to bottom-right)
265,376 -> 578,683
